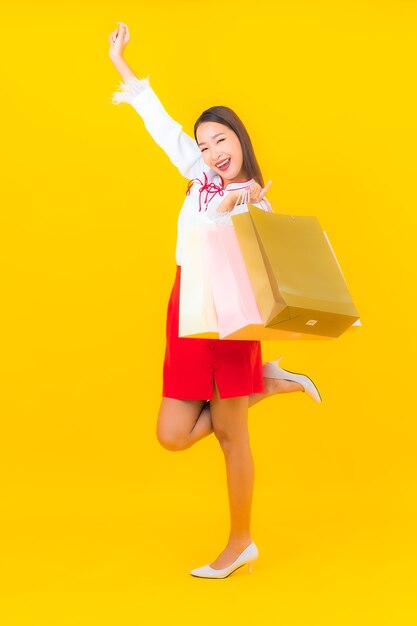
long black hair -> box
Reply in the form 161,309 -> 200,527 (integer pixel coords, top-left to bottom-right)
194,106 -> 265,188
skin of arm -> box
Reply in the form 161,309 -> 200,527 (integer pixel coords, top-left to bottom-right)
111,55 -> 137,82
217,182 -> 272,213
109,22 -> 272,214
109,22 -> 137,81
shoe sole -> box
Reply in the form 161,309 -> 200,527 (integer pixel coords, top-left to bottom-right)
190,562 -> 250,579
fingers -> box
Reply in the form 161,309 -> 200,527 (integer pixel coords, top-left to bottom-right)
259,179 -> 272,201
216,182 -> 272,214
247,180 -> 272,204
116,21 -> 130,42
109,22 -> 130,47
248,182 -> 262,203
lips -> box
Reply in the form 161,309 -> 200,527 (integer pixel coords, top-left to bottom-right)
216,158 -> 231,171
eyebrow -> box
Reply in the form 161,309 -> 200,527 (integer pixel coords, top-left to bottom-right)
197,133 -> 226,147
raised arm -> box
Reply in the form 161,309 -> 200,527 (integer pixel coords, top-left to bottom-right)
109,23 -> 205,180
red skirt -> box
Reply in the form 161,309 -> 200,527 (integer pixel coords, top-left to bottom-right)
162,266 -> 265,400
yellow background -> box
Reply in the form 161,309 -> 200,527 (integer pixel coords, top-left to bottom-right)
1,0 -> 416,624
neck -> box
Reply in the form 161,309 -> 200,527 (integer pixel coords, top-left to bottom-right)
221,171 -> 251,188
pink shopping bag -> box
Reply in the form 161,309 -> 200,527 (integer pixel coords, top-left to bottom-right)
203,223 -> 263,339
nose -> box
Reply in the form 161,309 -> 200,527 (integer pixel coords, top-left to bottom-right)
210,147 -> 221,164
202,140 -> 225,165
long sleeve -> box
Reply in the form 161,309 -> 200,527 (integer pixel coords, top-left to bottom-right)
112,77 -> 206,180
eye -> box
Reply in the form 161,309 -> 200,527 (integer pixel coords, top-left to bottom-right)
200,138 -> 225,153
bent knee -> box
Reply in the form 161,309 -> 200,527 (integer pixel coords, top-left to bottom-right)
156,427 -> 188,452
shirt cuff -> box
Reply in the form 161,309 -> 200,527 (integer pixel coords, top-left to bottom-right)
111,76 -> 151,105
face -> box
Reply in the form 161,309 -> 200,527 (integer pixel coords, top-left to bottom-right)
196,121 -> 249,187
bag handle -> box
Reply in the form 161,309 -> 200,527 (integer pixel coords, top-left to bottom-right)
231,186 -> 270,212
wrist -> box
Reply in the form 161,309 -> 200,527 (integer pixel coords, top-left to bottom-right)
226,195 -> 237,212
231,191 -> 243,209
110,52 -> 125,64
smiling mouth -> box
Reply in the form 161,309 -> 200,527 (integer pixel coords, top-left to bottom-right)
216,158 -> 231,171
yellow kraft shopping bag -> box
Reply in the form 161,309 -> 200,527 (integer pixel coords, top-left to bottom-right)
231,205 -> 360,338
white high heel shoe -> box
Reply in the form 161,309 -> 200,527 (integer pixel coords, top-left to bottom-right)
263,357 -> 322,403
190,542 -> 259,579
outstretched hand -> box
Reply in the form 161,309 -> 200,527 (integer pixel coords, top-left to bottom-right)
108,21 -> 130,59
248,180 -> 272,204
217,180 -> 272,214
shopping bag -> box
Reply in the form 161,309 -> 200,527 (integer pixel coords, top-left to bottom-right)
204,223 -> 326,340
179,218 -> 331,341
178,226 -> 218,339
231,205 -> 360,338
204,223 -> 262,338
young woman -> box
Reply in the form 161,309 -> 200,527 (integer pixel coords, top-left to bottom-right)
108,21 -> 321,579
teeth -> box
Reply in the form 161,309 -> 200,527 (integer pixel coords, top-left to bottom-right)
217,158 -> 229,168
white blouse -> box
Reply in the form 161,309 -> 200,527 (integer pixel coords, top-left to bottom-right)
112,76 -> 274,265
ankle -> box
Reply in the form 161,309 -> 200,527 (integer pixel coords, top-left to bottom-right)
227,536 -> 252,551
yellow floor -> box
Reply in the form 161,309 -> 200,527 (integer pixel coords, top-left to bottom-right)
1,361 -> 416,625
1,474 -> 416,625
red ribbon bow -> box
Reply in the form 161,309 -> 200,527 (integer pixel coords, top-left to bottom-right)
186,172 -> 225,212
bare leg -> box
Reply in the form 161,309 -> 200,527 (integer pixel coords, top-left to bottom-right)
207,381 -> 254,569
156,397 -> 212,450
156,377 -> 302,451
